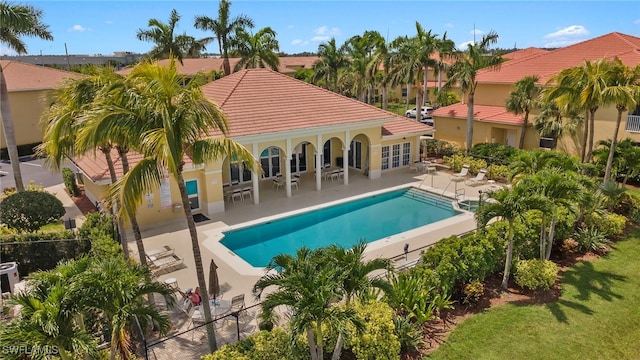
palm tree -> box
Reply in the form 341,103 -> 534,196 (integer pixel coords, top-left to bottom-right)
600,59 -> 640,183
446,31 -> 502,153
194,0 -> 254,76
343,35 -> 372,102
476,184 -> 545,290
0,1 -> 53,192
505,75 -> 541,149
388,35 -> 421,111
435,32 -> 455,91
136,9 -> 187,64
231,27 -> 280,71
366,31 -> 391,109
413,23 -> 439,106
534,89 -> 583,146
508,148 -> 579,182
253,247 -> 360,360
312,38 -> 349,92
38,67 -> 133,260
78,257 -> 174,360
103,59 -> 259,352
175,33 -> 209,58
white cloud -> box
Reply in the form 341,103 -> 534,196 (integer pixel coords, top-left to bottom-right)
444,23 -> 454,29
457,40 -> 474,49
105,20 -> 112,25
542,39 -> 582,48
311,35 -> 330,42
68,24 -> 91,32
0,45 -> 17,56
544,25 -> 589,39
634,19 -> 640,25
291,39 -> 308,46
470,29 -> 485,36
314,26 -> 340,36
287,24 -> 294,29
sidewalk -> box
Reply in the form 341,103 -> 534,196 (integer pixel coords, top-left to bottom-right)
46,183 -> 87,229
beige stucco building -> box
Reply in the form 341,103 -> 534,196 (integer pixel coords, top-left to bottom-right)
74,68 -> 433,229
432,32 -> 640,153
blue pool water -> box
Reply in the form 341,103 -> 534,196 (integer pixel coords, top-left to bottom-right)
221,188 -> 459,267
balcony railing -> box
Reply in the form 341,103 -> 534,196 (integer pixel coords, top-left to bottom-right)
626,115 -> 640,133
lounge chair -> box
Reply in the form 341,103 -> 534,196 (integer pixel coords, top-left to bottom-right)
273,178 -> 284,190
452,164 -> 470,178
145,245 -> 174,259
465,169 -> 488,186
150,254 -> 183,275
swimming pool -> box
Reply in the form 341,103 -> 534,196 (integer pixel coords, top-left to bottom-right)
220,188 -> 460,267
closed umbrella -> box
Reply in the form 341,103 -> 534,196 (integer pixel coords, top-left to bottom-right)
209,259 -> 220,300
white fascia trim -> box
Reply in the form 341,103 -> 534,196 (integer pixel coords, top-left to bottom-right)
382,130 -> 434,141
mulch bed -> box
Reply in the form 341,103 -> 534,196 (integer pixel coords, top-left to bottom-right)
67,186 -> 98,215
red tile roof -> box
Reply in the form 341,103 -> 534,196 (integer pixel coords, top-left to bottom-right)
501,47 -> 548,62
0,60 -> 83,91
477,32 -> 640,84
382,118 -> 432,136
433,103 -> 523,126
201,68 -> 401,137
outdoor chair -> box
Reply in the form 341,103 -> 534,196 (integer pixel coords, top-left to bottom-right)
149,254 -> 183,275
273,178 -> 284,190
409,161 -> 420,172
231,189 -> 243,202
291,178 -> 300,190
242,187 -> 252,200
145,245 -> 174,260
452,164 -> 470,178
465,169 -> 488,186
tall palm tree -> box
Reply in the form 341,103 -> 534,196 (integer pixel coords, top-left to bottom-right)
388,35 -> 421,111
175,33 -> 209,58
366,31 -> 391,109
38,67 -> 133,260
79,257 -> 174,360
253,247 -> 360,360
476,184 -> 545,290
446,31 -> 502,153
312,38 -> 349,92
435,32 -> 455,91
0,1 -> 53,192
231,27 -> 280,71
505,75 -> 541,149
194,0 -> 254,76
343,34 -> 372,102
600,59 -> 640,183
534,89 -> 583,147
413,23 -> 439,106
136,9 -> 187,64
103,59 -> 259,352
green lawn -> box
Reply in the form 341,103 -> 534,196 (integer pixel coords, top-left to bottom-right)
626,187 -> 640,199
427,228 -> 640,360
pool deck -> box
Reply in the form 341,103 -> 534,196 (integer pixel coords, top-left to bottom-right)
123,167 -> 503,357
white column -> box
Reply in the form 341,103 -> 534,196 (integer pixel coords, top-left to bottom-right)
315,134 -> 322,191
343,129 -> 350,185
252,143 -> 260,204
285,138 -> 292,198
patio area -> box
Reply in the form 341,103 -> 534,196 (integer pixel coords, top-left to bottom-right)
132,166 -> 502,359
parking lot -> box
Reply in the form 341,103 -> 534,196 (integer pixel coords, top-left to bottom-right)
0,157 -> 73,190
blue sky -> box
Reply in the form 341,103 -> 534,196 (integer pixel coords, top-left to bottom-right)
5,1 -> 640,56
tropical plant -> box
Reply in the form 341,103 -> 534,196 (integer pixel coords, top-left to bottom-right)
103,58 -> 258,352
508,149 -> 579,182
388,35 -> 420,110
435,31 -> 456,92
0,190 -> 65,232
534,89 -> 583,144
62,167 -> 80,196
599,59 -> 640,182
574,226 -> 610,254
312,38 -> 349,92
253,247 -> 359,360
514,259 -> 558,291
194,0 -> 255,75
383,270 -> 437,324
505,75 -> 541,149
446,31 -> 502,153
392,314 -> 424,353
476,184 -> 546,290
367,31 -> 392,109
136,9 -> 190,64
231,27 -> 280,71
0,1 -> 53,192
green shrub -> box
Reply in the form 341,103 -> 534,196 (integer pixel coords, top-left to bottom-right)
470,143 -> 519,165
62,167 -> 80,196
202,328 -> 297,360
78,212 -> 115,241
443,154 -> 487,175
574,227 -> 611,254
423,139 -> 459,158
462,280 -> 485,306
584,212 -> 627,238
346,301 -> 401,360
0,190 -> 65,232
514,259 -> 558,291
384,271 -> 438,324
202,346 -> 249,360
486,164 -> 509,182
393,314 -> 424,353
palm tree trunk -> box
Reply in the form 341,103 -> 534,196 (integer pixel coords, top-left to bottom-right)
466,92 -> 475,154
382,68 -> 388,110
176,169 -> 217,351
331,333 -> 344,360
586,110 -> 596,162
545,217 -> 557,260
422,68 -> 429,106
580,110 -> 589,163
519,111 -> 529,149
501,222 -> 515,291
604,109 -> 623,183
0,69 -> 25,192
438,66 -> 443,91
307,327 -> 319,360
405,83 -> 410,110
539,215 -> 546,260
118,147 -> 147,266
101,147 -> 129,259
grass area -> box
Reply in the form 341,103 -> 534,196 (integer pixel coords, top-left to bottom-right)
428,227 -> 640,360
370,102 -> 411,117
39,222 -> 64,232
626,187 -> 640,198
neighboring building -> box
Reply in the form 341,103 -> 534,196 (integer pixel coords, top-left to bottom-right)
73,68 -> 433,229
432,32 -> 640,153
0,52 -> 143,68
0,60 -> 83,149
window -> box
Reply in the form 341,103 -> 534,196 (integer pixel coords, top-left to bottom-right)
260,147 -> 281,178
185,179 -> 199,210
402,142 -> 411,166
290,143 -> 308,173
392,144 -> 400,168
348,141 -> 362,169
323,140 -> 332,167
381,146 -> 389,170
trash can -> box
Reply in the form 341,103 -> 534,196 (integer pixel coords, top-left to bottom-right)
0,262 -> 19,294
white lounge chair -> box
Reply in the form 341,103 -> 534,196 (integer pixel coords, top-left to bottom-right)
150,254 -> 183,275
452,164 -> 470,178
145,245 -> 174,259
465,169 -> 488,186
